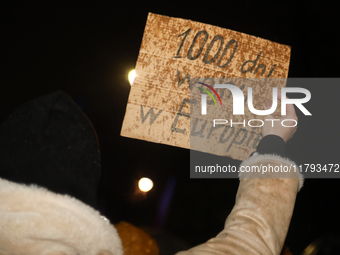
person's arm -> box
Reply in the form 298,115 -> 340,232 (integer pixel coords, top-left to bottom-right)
177,96 -> 303,255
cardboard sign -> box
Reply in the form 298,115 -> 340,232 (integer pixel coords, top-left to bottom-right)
121,13 -> 291,160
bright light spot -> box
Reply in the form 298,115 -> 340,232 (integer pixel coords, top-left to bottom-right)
128,69 -> 136,85
138,177 -> 153,192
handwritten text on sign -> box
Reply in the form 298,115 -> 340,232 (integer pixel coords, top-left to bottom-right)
121,13 -> 291,160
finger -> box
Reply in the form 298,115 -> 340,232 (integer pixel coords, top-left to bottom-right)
278,89 -> 297,118
277,89 -> 282,101
264,99 -> 271,110
285,101 -> 297,118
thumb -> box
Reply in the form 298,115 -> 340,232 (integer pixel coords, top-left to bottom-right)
264,99 -> 272,110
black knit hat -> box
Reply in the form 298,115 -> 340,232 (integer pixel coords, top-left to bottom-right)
0,91 -> 101,208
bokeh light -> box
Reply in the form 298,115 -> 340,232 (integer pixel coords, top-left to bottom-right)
128,69 -> 136,85
138,177 -> 153,192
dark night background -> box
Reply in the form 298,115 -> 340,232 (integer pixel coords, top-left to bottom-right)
2,1 -> 340,254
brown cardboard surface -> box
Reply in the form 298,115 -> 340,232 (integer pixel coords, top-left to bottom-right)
121,13 -> 290,160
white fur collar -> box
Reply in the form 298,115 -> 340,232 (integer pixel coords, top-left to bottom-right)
0,178 -> 123,255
